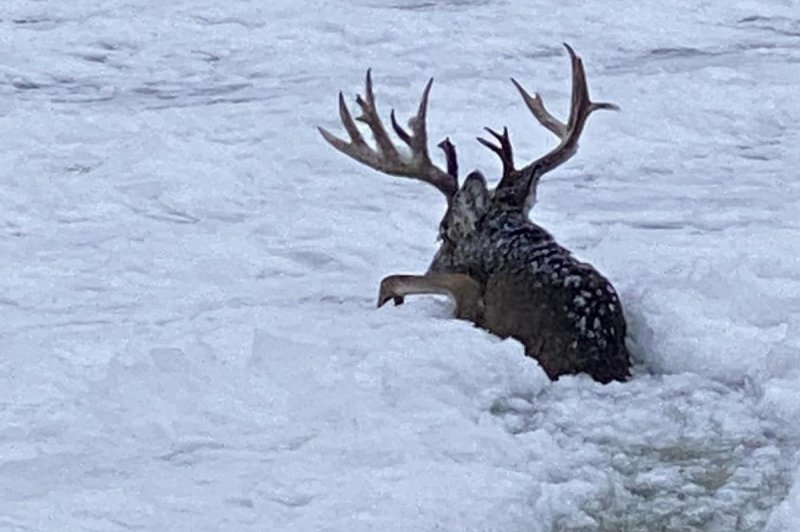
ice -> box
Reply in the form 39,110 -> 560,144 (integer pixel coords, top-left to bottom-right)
2,0 -> 800,530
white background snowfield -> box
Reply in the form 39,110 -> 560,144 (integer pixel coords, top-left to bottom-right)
2,0 -> 800,530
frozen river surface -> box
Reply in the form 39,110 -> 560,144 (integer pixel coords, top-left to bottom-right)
2,1 -> 800,530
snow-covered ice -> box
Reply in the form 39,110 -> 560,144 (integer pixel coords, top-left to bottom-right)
2,0 -> 800,530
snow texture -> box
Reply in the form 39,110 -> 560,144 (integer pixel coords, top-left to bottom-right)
2,0 -> 800,530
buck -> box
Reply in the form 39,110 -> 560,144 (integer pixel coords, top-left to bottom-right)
319,45 -> 630,383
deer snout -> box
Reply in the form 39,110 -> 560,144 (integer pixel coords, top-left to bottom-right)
377,277 -> 405,308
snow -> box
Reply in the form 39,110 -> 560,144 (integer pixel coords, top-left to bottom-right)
2,0 -> 800,530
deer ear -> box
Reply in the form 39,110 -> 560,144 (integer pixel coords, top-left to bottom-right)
444,171 -> 490,241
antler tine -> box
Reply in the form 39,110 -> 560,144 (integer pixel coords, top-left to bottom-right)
319,71 -> 458,202
356,69 -> 400,159
477,127 -> 514,181
390,109 -> 412,145
437,137 -> 458,178
317,92 -> 368,154
409,78 -> 434,155
515,44 -> 619,184
391,78 -> 437,162
511,78 -> 567,139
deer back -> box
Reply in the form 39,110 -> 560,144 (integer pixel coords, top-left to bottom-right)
430,199 -> 630,383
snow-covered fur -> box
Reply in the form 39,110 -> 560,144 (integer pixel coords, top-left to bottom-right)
430,171 -> 630,383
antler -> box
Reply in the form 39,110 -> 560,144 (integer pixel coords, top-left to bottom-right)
477,127 -> 514,182
481,44 -> 618,196
318,70 -> 458,202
